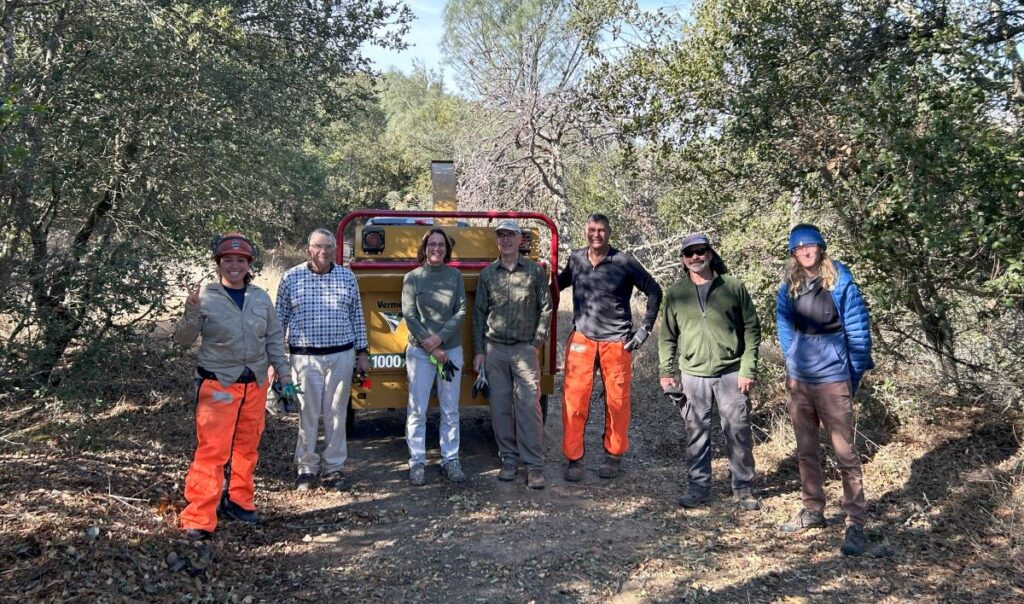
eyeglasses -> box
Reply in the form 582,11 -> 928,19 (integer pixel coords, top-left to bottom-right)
682,246 -> 709,258
310,243 -> 335,251
496,232 -> 518,240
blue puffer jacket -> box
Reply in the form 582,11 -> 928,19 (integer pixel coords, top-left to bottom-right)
776,261 -> 875,393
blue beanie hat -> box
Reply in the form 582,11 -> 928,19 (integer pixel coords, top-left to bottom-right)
788,224 -> 826,253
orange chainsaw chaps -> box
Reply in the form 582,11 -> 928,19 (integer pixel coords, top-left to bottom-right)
179,378 -> 267,533
561,331 -> 632,461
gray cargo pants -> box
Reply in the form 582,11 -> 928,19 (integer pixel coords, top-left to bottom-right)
679,371 -> 755,495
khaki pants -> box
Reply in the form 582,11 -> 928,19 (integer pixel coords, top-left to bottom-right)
485,341 -> 544,470
787,379 -> 867,527
292,349 -> 355,475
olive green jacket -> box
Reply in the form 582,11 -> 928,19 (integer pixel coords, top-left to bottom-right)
658,273 -> 761,379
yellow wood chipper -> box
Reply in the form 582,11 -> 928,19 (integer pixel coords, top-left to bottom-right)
334,161 -> 560,431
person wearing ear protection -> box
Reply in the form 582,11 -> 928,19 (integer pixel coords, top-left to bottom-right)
174,232 -> 291,541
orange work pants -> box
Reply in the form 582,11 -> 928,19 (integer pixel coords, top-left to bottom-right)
179,377 -> 267,532
561,331 -> 632,461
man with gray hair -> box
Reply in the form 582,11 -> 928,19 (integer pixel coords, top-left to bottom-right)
473,219 -> 553,489
658,232 -> 761,510
276,228 -> 370,491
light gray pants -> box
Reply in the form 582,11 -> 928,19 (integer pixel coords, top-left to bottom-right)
485,341 -> 545,470
292,349 -> 354,475
679,371 -> 755,494
405,344 -> 463,466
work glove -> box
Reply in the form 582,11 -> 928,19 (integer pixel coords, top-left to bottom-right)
430,356 -> 458,381
623,326 -> 650,352
354,369 -> 373,389
270,379 -> 302,414
472,365 -> 490,399
662,384 -> 687,411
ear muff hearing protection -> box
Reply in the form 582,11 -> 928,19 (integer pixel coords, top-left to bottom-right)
211,232 -> 259,262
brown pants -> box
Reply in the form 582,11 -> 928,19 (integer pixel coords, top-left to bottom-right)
787,379 -> 867,527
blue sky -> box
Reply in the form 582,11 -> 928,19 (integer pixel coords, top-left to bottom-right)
362,1 -> 692,83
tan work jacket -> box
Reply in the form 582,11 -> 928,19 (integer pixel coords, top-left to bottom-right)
174,283 -> 289,387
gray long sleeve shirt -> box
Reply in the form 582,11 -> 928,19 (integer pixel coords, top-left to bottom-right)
557,247 -> 663,342
401,264 -> 467,350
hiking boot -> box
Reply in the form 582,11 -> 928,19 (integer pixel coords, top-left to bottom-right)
409,463 -> 426,486
779,509 -> 827,534
442,460 -> 467,484
527,469 -> 546,490
734,489 -> 761,511
497,460 -> 518,482
321,471 -> 348,491
841,524 -> 867,556
184,528 -> 212,541
295,473 -> 316,491
598,456 -> 621,479
219,498 -> 260,525
677,490 -> 710,508
564,460 -> 584,482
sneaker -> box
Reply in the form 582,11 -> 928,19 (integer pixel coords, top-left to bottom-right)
219,498 -> 260,524
442,460 -> 467,484
409,463 -> 426,486
295,473 -> 316,491
734,489 -> 761,511
779,509 -> 827,534
841,525 -> 867,556
598,456 -> 621,479
678,491 -> 710,508
564,460 -> 584,482
184,528 -> 212,541
321,471 -> 348,491
497,460 -> 518,482
527,469 -> 546,490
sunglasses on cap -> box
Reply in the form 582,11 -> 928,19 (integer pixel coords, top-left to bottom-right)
682,246 -> 710,258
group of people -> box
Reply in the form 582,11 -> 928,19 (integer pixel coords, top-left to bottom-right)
173,215 -> 874,557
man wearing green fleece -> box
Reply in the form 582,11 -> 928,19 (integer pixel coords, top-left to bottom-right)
658,233 -> 761,510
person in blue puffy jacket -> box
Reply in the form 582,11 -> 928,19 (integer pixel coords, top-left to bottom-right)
775,224 -> 875,556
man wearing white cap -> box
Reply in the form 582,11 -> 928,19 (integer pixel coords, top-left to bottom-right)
472,219 -> 553,489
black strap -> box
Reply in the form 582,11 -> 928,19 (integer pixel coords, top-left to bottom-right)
196,366 -> 257,384
288,342 -> 354,355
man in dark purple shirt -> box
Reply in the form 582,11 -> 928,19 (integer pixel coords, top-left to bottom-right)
557,214 -> 663,481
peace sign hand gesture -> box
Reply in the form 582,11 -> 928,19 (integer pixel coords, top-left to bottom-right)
184,276 -> 206,312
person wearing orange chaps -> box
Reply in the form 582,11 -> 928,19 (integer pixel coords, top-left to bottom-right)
174,232 -> 291,541
558,214 -> 663,481
182,377 -> 268,533
561,332 -> 633,462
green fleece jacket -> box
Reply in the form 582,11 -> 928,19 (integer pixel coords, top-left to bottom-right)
658,273 -> 761,379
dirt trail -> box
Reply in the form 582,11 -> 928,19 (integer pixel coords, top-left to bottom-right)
2,301 -> 1022,601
